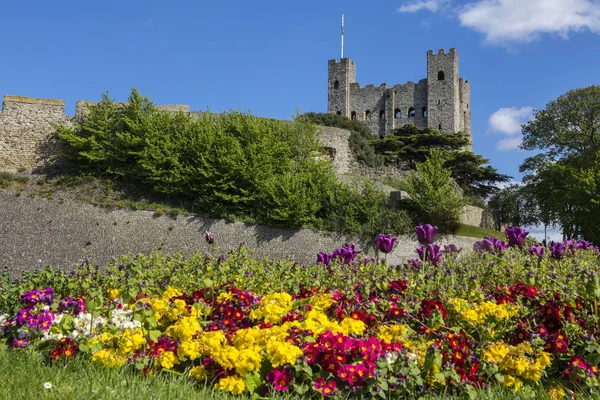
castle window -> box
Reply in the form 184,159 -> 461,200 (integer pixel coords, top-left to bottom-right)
336,111 -> 342,115
394,108 -> 401,118
365,110 -> 371,119
438,99 -> 441,105
437,71 -> 445,81
334,80 -> 340,89
422,107 -> 427,117
408,107 -> 415,118
439,124 -> 442,130
379,110 -> 385,120
351,111 -> 357,120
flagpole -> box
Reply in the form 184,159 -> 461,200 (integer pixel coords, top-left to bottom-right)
341,14 -> 344,59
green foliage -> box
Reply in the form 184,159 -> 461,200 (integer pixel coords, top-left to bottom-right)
520,85 -> 600,242
301,112 -> 383,168
56,89 -> 411,239
372,125 -> 509,199
403,150 -> 466,231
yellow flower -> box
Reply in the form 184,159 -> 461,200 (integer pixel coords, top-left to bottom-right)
91,349 -> 127,368
266,339 -> 303,367
232,328 -> 263,349
235,347 -> 263,376
216,376 -> 246,394
340,318 -> 366,336
189,365 -> 206,381
547,386 -> 566,400
377,324 -> 409,343
162,286 -> 183,299
483,342 -> 510,363
107,288 -> 121,300
214,346 -> 240,370
177,340 -> 202,361
166,316 -> 202,341
535,352 -> 552,368
250,293 -> 292,324
157,350 -> 179,369
118,329 -> 145,355
310,293 -> 336,312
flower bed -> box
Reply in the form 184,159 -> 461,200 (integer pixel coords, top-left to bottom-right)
1,227 -> 599,399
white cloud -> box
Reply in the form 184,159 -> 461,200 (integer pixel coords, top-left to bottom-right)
458,0 -> 600,44
488,106 -> 533,150
489,106 -> 533,135
497,137 -> 522,150
398,0 -> 448,13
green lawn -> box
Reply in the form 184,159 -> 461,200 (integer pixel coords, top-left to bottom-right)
0,348 -> 593,400
455,223 -> 503,239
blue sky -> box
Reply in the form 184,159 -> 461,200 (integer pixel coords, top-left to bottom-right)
1,0 -> 599,201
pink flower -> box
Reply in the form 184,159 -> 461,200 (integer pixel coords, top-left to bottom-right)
267,369 -> 290,392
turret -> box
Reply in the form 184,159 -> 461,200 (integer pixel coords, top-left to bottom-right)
327,58 -> 356,118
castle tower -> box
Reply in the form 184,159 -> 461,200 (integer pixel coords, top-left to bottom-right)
327,58 -> 356,118
426,49 -> 460,133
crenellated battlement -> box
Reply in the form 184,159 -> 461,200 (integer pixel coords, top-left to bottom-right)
327,49 -> 471,146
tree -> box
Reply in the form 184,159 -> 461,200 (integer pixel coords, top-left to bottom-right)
403,149 -> 466,231
372,125 -> 510,199
520,85 -> 600,242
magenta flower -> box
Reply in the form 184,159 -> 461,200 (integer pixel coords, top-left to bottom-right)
13,338 -> 28,348
504,226 -> 529,247
416,244 -> 442,265
527,244 -> 545,259
267,369 -> 290,392
204,231 -> 215,244
15,307 -> 34,324
415,224 -> 438,245
376,234 -> 397,254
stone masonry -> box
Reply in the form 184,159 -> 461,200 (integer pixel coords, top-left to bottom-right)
328,49 -> 472,149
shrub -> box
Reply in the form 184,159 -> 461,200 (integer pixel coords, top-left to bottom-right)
404,149 -> 466,232
55,89 -> 411,238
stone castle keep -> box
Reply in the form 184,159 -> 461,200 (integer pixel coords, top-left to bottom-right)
328,48 -> 472,145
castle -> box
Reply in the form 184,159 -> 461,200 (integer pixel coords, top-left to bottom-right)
327,48 -> 472,147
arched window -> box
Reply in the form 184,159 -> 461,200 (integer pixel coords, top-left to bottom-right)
437,71 -> 445,81
394,108 -> 401,118
408,107 -> 416,118
336,111 -> 342,115
365,110 -> 371,119
439,124 -> 442,130
422,107 -> 427,117
333,80 -> 340,89
351,111 -> 357,120
379,110 -> 385,120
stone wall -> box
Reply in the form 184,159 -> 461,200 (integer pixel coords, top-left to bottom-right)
0,191 -> 477,279
460,205 -> 492,228
0,96 -> 69,170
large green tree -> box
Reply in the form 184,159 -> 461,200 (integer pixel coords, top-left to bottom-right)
372,125 -> 510,199
520,85 -> 600,242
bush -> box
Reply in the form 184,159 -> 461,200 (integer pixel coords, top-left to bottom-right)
404,149 -> 466,232
301,112 -> 383,168
56,89 -> 411,238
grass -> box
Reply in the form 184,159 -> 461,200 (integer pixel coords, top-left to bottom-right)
0,171 -> 29,189
455,223 -> 503,239
0,348 -> 245,400
1,348 -> 595,400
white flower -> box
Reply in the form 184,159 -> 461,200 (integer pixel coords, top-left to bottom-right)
43,382 -> 53,390
385,351 -> 399,365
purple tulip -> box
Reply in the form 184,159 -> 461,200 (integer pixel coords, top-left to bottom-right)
406,259 -> 422,270
376,234 -> 397,254
578,240 -> 594,250
331,244 -> 361,264
504,226 -> 529,247
316,252 -> 331,267
527,244 -> 545,259
416,244 -> 442,265
415,224 -> 438,246
443,244 -> 462,255
549,242 -> 566,260
474,237 -> 508,253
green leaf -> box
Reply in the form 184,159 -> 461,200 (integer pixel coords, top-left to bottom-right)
245,371 -> 263,395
